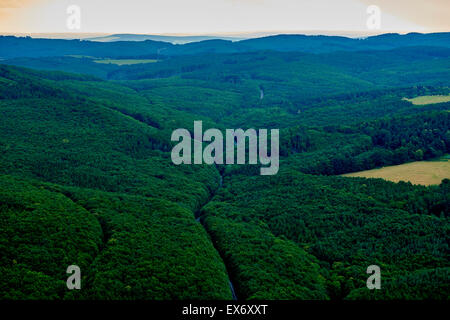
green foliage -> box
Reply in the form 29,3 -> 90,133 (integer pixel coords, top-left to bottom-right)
0,175 -> 102,299
202,215 -> 328,299
202,170 -> 449,299
0,35 -> 449,301
346,268 -> 450,300
282,111 -> 450,175
62,187 -> 232,300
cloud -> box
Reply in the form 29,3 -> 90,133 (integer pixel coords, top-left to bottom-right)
0,0 -> 45,32
1,0 -> 447,34
0,0 -> 47,9
0,0 -> 29,8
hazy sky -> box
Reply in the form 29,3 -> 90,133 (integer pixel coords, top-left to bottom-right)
0,0 -> 448,35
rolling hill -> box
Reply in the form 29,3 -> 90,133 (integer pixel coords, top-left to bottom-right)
0,33 -> 449,300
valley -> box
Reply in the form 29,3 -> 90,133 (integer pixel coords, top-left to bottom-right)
0,33 -> 449,300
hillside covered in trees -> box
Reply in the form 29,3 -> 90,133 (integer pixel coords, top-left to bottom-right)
0,33 -> 449,300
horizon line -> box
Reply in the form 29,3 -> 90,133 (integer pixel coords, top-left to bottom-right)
1,30 -> 448,40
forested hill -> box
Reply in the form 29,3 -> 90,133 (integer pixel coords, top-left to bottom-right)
0,32 -> 449,301
0,63 -> 234,299
1,32 -> 450,59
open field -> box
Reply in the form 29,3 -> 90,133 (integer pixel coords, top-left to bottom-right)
93,59 -> 158,65
403,95 -> 450,105
341,156 -> 450,186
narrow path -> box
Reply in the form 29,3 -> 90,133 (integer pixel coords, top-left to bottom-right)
195,173 -> 238,300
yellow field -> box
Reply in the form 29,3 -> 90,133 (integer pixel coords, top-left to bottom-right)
341,157 -> 450,186
93,59 -> 158,65
403,95 -> 450,105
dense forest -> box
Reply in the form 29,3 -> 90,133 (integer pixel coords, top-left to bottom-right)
1,32 -> 449,59
0,33 -> 449,300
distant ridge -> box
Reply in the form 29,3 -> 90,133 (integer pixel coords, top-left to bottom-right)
85,33 -> 245,44
0,32 -> 449,59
